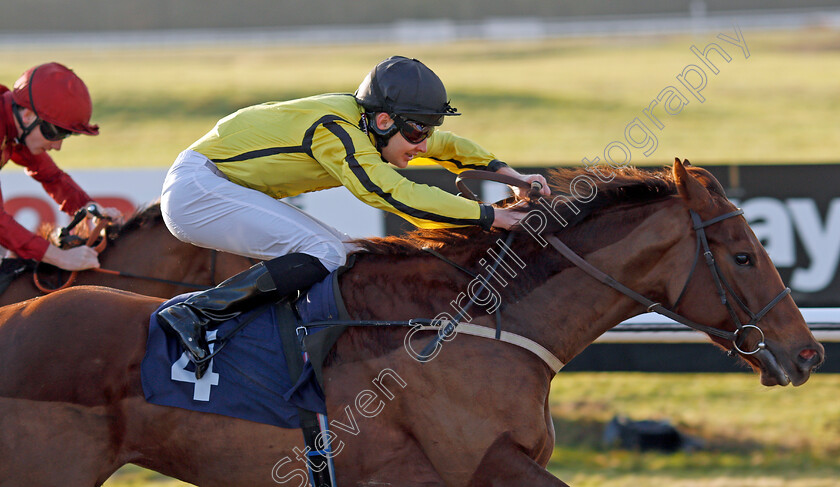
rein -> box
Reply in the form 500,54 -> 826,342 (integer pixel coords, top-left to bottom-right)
455,170 -> 543,202
284,230 -> 564,371
33,218 -> 109,293
416,170 -> 544,362
290,173 -> 790,376
205,172 -> 792,377
90,251 -> 243,291
454,170 -> 791,358
271,172 -> 568,373
545,208 -> 791,356
89,268 -> 213,290
33,207 -> 216,294
420,232 -> 514,339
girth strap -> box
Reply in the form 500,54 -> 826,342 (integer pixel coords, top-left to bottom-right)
277,303 -> 335,487
412,323 -> 565,373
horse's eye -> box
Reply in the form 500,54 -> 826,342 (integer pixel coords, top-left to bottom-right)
734,253 -> 752,266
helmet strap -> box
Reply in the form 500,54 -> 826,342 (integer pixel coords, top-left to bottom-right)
365,112 -> 399,152
11,103 -> 39,144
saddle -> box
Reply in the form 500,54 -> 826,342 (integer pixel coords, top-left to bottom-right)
141,262 -> 353,487
140,258 -> 355,428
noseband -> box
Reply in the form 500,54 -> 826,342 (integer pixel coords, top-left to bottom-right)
545,208 -> 791,356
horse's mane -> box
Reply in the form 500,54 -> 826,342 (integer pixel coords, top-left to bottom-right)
331,163 -> 726,365
38,201 -> 164,244
110,201 -> 164,238
352,163 -> 724,256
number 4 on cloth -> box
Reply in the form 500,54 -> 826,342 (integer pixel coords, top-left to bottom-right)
171,330 -> 220,401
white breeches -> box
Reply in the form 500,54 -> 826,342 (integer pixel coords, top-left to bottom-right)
160,150 -> 353,271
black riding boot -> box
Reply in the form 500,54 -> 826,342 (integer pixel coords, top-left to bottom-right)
156,252 -> 329,378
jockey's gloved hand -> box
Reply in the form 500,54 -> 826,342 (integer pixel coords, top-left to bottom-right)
86,202 -> 124,223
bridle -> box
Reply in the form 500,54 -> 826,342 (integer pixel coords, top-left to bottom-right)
32,205 -> 223,293
545,207 -> 791,356
416,170 -> 792,364
305,172 -> 793,373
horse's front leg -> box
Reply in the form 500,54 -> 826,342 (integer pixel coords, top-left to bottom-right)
468,433 -> 569,487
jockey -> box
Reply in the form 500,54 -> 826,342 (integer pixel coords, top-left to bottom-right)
0,62 -> 122,272
157,55 -> 550,378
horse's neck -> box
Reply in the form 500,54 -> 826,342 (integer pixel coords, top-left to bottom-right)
502,200 -> 690,364
340,199 -> 690,368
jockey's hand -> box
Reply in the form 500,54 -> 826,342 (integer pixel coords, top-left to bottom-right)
516,173 -> 550,198
491,207 -> 530,230
494,166 -> 550,198
42,244 -> 101,271
87,202 -> 124,224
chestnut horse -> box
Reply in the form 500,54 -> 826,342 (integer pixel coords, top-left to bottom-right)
0,160 -> 824,486
0,202 -> 253,306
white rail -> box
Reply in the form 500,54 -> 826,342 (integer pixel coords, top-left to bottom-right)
597,308 -> 840,344
1,8 -> 839,49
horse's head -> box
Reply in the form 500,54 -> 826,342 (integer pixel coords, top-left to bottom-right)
669,158 -> 823,386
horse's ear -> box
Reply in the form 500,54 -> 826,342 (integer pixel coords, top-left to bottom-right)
673,158 -> 712,213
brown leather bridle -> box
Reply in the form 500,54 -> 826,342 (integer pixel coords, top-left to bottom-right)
32,206 -> 221,294
545,208 -> 791,356
455,169 -> 791,356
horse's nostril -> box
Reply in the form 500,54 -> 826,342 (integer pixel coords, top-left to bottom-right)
798,348 -> 823,369
799,349 -> 817,361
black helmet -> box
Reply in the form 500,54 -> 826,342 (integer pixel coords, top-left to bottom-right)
355,56 -> 460,127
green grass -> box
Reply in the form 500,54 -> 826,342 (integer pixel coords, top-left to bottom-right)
102,372 -> 840,486
546,372 -> 840,486
2,28 -> 840,170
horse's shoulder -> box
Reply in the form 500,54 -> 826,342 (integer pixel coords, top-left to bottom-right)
46,285 -> 165,308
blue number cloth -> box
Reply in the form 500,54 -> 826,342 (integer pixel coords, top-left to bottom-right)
140,273 -> 340,428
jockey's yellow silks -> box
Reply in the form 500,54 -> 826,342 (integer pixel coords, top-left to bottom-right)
190,94 -> 502,229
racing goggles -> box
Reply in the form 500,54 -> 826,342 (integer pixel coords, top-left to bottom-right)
392,115 -> 434,144
39,120 -> 74,141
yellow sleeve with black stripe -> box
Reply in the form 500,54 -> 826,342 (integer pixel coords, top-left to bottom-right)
408,130 -> 509,173
310,118 -> 494,229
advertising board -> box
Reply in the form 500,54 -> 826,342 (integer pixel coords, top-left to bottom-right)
3,164 -> 838,306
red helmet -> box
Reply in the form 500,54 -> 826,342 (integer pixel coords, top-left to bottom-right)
12,62 -> 99,135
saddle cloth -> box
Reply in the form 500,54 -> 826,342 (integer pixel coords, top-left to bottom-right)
140,271 -> 346,429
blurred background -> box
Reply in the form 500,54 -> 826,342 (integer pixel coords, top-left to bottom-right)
2,0 -> 839,168
2,1 -> 839,486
